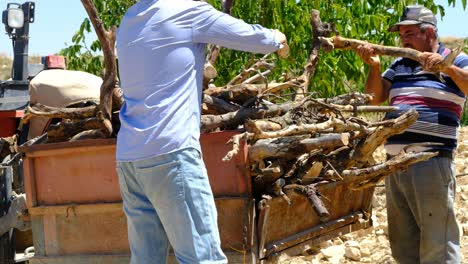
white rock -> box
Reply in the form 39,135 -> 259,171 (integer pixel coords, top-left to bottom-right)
321,245 -> 345,259
344,240 -> 360,248
319,240 -> 333,248
371,215 -> 380,228
360,247 -> 371,257
333,237 -> 343,245
375,229 -> 385,236
345,246 -> 361,261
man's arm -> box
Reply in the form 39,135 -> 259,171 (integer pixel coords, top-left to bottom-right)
420,52 -> 468,95
443,65 -> 468,94
357,44 -> 391,105
190,2 -> 288,56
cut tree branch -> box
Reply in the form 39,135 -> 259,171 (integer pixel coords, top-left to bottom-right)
319,35 -> 460,72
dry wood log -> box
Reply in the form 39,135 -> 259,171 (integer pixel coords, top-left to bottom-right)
69,129 -> 107,141
265,178 -> 291,205
202,94 -> 239,115
81,0 -> 120,136
227,57 -> 274,86
321,92 -> 372,106
222,132 -> 249,161
250,117 -> 367,140
23,104 -> 98,124
249,133 -> 350,163
46,117 -> 108,143
346,109 -> 418,168
283,151 -> 321,179
319,35 -> 461,72
324,151 -> 437,187
244,119 -> 283,134
325,104 -> 398,113
0,135 -> 18,159
293,9 -> 337,101
252,160 -> 285,191
112,87 -> 124,111
201,102 -> 292,132
204,82 -> 298,105
284,184 -> 330,222
260,160 -> 284,179
242,70 -> 272,84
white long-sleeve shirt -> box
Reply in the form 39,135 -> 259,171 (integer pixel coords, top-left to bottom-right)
116,0 -> 282,161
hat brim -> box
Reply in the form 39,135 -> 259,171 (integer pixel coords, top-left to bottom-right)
388,20 -> 422,32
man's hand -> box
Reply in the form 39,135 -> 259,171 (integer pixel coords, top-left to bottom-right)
420,52 -> 445,72
273,29 -> 289,58
356,44 -> 381,67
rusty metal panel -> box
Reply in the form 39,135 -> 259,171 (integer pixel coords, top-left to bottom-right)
29,199 -> 255,259
257,181 -> 374,259
22,131 -> 251,207
216,198 -> 256,256
200,130 -> 251,197
30,251 -> 254,264
22,139 -> 121,206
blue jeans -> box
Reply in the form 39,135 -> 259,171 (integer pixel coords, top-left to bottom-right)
385,157 -> 460,264
116,148 -> 227,264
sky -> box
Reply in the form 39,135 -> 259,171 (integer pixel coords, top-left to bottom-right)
0,0 -> 467,57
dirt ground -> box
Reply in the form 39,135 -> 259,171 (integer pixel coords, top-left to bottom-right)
281,127 -> 468,264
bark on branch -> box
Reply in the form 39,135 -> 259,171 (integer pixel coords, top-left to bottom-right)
81,0 -> 121,136
319,35 -> 460,72
23,104 -> 98,124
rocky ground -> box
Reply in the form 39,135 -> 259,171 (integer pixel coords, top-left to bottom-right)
282,127 -> 468,264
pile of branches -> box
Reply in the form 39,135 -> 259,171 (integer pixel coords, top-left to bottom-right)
196,10 -> 438,220
13,5 -> 440,218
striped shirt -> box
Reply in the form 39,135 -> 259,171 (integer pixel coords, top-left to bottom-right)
383,43 -> 468,154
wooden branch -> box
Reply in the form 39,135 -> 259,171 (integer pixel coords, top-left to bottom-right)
332,151 -> 438,187
244,119 -> 283,134
222,132 -> 249,161
227,57 -> 273,86
284,184 -> 330,222
202,94 -> 239,115
81,0 -> 119,136
23,104 -> 98,124
112,87 -> 124,111
321,92 -> 372,106
347,109 -> 418,168
221,0 -> 234,13
69,129 -> 106,141
242,70 -> 272,84
0,135 -> 18,160
249,133 -> 350,162
327,104 -> 399,113
46,117 -> 108,143
294,9 -> 336,101
200,102 -> 292,133
251,117 -> 367,140
204,82 -> 299,104
319,35 -> 459,72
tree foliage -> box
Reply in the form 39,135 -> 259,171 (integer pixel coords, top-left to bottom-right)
63,0 -> 466,98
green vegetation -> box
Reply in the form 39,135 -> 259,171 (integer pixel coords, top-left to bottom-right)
2,0 -> 467,126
